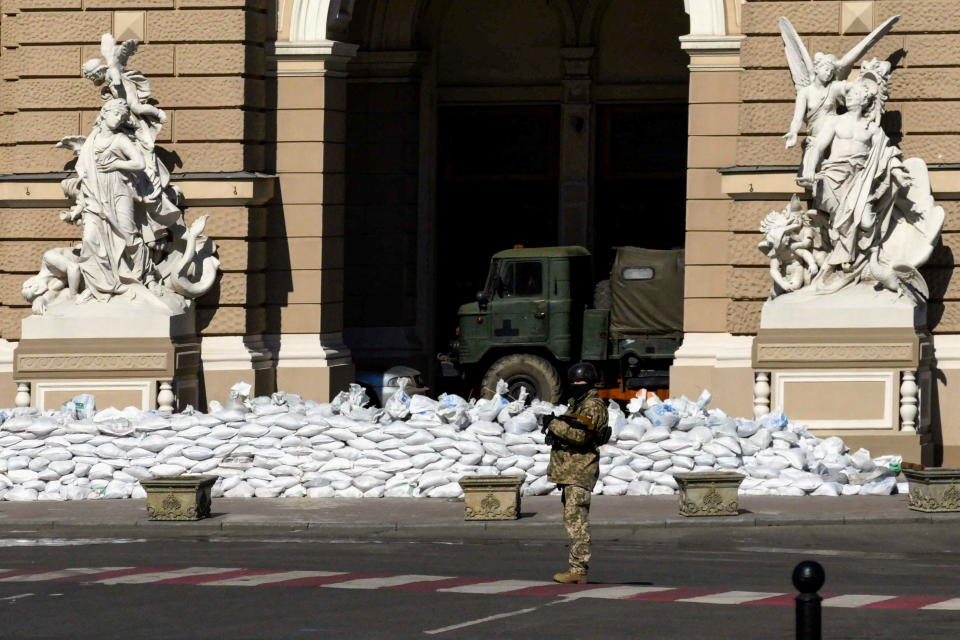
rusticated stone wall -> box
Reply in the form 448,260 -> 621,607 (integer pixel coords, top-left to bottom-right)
729,0 -> 960,335
0,1 -> 270,346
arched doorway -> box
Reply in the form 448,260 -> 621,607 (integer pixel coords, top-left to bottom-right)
340,0 -> 691,385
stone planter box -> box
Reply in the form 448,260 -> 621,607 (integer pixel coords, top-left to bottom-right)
458,474 -> 524,521
903,467 -> 960,513
140,475 -> 216,521
674,472 -> 745,517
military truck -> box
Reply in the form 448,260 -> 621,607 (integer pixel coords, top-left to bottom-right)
442,246 -> 684,403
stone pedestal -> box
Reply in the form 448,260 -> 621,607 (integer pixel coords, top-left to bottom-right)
13,301 -> 200,412
903,468 -> 960,513
141,475 -> 216,521
675,472 -> 745,517
752,286 -> 933,464
458,475 -> 524,521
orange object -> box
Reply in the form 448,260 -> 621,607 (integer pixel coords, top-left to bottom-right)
598,386 -> 669,403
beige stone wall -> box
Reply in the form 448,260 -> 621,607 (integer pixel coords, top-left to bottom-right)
0,1 -> 273,405
686,70 -> 740,334
269,71 -> 347,337
729,0 -> 960,336
0,2 -> 268,174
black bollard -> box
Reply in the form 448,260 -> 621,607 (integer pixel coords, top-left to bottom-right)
792,561 -> 825,640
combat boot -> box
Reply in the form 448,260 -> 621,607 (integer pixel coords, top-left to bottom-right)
552,570 -> 587,584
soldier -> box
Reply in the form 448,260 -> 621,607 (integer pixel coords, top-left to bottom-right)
545,362 -> 610,584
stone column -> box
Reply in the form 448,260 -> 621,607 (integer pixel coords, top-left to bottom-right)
668,6 -> 753,417
558,47 -> 595,247
269,40 -> 357,400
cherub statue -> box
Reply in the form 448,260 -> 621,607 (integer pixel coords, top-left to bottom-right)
21,246 -> 82,315
780,15 -> 900,181
758,197 -> 817,299
82,34 -> 167,126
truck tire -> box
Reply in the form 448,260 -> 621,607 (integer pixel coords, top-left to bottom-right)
594,279 -> 612,310
481,354 -> 562,404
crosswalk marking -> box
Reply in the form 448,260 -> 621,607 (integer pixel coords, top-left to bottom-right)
823,594 -> 897,608
439,580 -> 552,594
94,567 -> 237,585
0,568 -> 125,582
0,566 -> 952,611
200,571 -> 345,587
325,575 -> 452,590
921,598 -> 960,611
679,591 -> 783,605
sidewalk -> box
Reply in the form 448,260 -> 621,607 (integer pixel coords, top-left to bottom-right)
0,494 -> 955,539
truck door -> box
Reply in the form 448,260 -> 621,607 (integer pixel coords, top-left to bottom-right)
489,259 -> 548,344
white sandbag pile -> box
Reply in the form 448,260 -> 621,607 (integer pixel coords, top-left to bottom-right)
596,390 -> 899,498
0,380 -> 900,501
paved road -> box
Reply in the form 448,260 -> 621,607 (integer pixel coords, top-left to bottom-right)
0,524 -> 957,639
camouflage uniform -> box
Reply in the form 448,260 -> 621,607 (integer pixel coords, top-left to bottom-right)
546,389 -> 608,574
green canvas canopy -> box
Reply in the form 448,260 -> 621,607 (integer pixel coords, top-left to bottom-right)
609,247 -> 685,338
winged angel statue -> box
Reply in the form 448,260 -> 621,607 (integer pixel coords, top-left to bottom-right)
759,16 -> 945,305
21,34 -> 219,316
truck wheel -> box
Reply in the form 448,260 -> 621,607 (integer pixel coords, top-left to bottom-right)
594,279 -> 611,310
481,354 -> 562,404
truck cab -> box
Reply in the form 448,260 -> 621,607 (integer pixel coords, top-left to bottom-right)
446,245 -> 683,403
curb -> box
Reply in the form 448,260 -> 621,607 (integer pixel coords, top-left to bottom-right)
0,511 -> 958,538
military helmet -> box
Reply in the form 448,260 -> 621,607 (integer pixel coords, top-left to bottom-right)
568,362 -> 599,388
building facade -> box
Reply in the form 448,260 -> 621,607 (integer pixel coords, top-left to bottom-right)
0,0 -> 957,462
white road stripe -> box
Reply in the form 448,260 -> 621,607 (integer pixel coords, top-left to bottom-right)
439,580 -> 552,594
679,591 -> 783,605
563,586 -> 675,600
200,571 -> 346,586
921,598 -> 960,611
424,606 -> 540,635
0,593 -> 34,602
325,575 -> 452,590
823,594 -> 897,608
94,567 -> 238,585
0,568 -> 126,582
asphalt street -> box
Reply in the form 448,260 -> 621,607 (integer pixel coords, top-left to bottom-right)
0,524 -> 957,639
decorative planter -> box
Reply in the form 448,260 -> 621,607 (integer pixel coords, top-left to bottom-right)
903,467 -> 960,513
458,474 -> 525,521
674,472 -> 745,517
140,475 -> 217,521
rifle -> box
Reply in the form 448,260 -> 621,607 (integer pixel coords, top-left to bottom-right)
543,413 -> 611,446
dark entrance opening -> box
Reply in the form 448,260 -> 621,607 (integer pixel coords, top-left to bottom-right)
435,105 -> 560,355
594,103 -> 688,274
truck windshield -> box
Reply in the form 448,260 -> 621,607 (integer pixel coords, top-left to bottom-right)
484,259 -> 500,296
